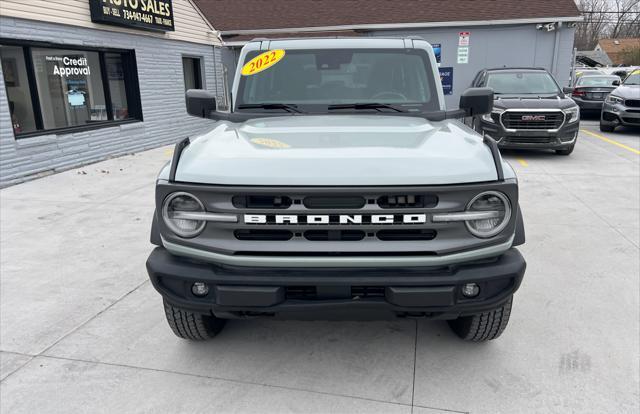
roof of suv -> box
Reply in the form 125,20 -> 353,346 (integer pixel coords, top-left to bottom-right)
484,67 -> 547,72
243,36 -> 431,50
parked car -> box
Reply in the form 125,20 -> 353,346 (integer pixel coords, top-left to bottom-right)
600,69 -> 640,132
573,67 -> 604,83
571,75 -> 621,113
146,38 -> 527,342
470,67 -> 580,155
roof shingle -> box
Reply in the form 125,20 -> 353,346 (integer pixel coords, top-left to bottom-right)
194,0 -> 581,33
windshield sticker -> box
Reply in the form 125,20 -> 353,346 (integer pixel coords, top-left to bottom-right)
241,50 -> 286,76
250,138 -> 290,149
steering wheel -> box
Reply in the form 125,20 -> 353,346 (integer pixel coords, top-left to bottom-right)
371,91 -> 408,101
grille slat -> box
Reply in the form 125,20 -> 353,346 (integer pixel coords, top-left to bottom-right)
303,196 -> 366,209
377,194 -> 438,209
234,230 -> 293,241
501,111 -> 564,130
625,99 -> 640,108
304,230 -> 366,241
504,136 -> 556,144
377,229 -> 437,241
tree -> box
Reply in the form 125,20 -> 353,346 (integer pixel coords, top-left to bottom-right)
575,0 -> 640,50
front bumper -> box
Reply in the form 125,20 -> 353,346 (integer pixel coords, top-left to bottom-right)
601,102 -> 640,127
479,118 -> 579,150
146,247 -> 526,320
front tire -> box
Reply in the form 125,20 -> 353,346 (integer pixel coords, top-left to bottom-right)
599,122 -> 615,132
447,296 -> 512,341
163,300 -> 226,340
555,144 -> 575,156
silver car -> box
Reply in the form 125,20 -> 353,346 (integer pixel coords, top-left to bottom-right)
600,70 -> 640,132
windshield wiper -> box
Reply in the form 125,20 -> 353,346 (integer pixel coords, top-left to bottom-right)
237,103 -> 303,113
327,103 -> 406,112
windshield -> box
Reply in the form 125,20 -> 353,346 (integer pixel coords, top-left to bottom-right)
576,76 -> 619,87
623,73 -> 640,85
486,71 -> 561,95
235,49 -> 440,112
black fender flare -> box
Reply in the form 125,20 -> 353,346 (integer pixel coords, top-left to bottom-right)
513,204 -> 525,246
150,211 -> 162,246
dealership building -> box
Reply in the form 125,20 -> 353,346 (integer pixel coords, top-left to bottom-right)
1,0 -> 583,186
0,0 -> 224,186
194,0 -> 582,108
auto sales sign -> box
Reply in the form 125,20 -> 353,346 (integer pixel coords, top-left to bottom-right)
89,0 -> 175,32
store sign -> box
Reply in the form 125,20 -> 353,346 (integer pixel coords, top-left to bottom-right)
458,32 -> 470,46
439,67 -> 453,95
457,47 -> 469,64
46,56 -> 91,77
89,0 -> 175,32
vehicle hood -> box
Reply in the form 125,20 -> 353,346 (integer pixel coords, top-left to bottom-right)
164,115 -> 513,186
611,84 -> 640,99
493,94 -> 576,110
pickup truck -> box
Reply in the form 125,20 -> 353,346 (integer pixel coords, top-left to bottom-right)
146,38 -> 526,342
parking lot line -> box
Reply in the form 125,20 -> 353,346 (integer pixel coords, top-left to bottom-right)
517,158 -> 528,167
580,129 -> 640,155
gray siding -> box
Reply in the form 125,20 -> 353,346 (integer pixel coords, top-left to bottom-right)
221,23 -> 576,109
0,16 -> 223,186
368,23 -> 576,108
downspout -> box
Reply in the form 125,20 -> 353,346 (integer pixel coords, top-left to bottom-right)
551,22 -> 562,78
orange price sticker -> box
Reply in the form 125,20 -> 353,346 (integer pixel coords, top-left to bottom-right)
241,50 -> 286,76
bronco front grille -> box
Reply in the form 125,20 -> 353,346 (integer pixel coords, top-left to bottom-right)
501,111 -> 565,130
156,182 -> 519,257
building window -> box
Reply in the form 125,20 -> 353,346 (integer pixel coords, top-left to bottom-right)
182,57 -> 202,90
0,45 -> 37,134
0,42 -> 142,138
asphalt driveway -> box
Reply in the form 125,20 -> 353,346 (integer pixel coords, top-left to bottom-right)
1,121 -> 638,413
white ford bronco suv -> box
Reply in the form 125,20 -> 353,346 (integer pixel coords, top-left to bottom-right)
146,38 -> 526,342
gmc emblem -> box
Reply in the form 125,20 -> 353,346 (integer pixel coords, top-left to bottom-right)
522,115 -> 546,121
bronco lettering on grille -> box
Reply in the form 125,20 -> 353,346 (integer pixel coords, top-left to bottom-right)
244,214 -> 427,224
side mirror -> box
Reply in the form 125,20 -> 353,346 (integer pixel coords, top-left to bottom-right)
186,89 -> 217,118
612,79 -> 621,86
563,87 -> 574,94
459,87 -> 494,117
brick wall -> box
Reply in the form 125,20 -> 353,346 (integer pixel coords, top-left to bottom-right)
0,16 -> 224,187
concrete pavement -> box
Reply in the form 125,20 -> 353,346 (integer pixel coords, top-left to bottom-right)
1,122 -> 638,413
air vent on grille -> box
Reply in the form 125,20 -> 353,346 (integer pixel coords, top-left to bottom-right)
351,286 -> 385,298
286,286 -> 317,299
304,230 -> 366,241
377,195 -> 437,208
232,195 -> 292,209
234,229 -> 293,241
505,137 -> 556,144
376,229 -> 437,241
303,196 -> 366,209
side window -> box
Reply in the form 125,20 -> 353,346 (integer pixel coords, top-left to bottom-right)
182,57 -> 202,91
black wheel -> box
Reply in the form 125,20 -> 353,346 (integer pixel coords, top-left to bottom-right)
447,296 -> 512,341
555,144 -> 575,156
599,122 -> 615,132
163,300 -> 226,340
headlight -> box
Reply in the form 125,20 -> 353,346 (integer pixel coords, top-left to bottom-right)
465,191 -> 511,238
606,95 -> 624,105
563,106 -> 580,124
162,192 -> 206,238
481,109 -> 503,123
